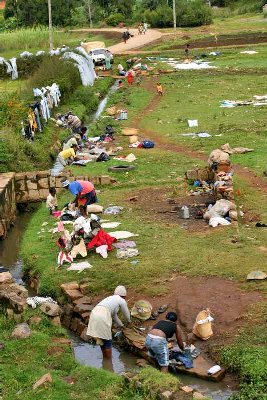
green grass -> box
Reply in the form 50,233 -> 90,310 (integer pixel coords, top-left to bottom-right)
0,313 -> 142,400
0,28 -> 117,58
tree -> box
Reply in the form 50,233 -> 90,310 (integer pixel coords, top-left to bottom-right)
4,0 -> 17,19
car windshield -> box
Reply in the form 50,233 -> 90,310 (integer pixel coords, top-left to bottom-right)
92,49 -> 105,55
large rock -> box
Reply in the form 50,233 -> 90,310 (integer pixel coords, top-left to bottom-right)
64,289 -> 83,302
32,373 -> 53,390
40,302 -> 61,317
74,303 -> 94,314
51,316 -> 61,327
0,271 -> 13,284
11,323 -> 32,339
73,296 -> 92,305
60,282 -> 79,293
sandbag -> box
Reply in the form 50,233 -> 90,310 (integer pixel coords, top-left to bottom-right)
192,309 -> 213,340
204,199 -> 236,221
86,204 -> 103,213
122,127 -> 139,136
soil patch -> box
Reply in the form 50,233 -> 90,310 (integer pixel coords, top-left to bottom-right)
127,275 -> 263,351
126,186 -> 214,232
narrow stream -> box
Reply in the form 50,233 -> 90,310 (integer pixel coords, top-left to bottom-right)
1,84 -> 235,400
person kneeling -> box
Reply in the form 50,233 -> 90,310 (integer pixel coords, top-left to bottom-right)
145,312 -> 185,372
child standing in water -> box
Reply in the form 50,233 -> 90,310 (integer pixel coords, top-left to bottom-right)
156,82 -> 163,96
46,187 -> 58,214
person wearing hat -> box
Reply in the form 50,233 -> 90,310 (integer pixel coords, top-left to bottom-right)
61,178 -> 97,207
145,312 -> 185,373
86,286 -> 131,359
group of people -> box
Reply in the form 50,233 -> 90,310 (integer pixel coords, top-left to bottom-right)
138,22 -> 148,35
87,285 -> 185,371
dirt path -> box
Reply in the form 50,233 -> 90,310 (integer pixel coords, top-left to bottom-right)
70,27 -> 163,54
132,77 -> 267,195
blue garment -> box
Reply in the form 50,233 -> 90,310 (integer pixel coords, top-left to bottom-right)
68,181 -> 82,196
169,349 -> 193,369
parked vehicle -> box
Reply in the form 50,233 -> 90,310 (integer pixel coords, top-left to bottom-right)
89,48 -> 114,65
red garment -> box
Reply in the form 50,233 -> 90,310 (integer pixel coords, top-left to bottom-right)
77,180 -> 94,195
87,229 -> 116,251
127,72 -> 134,85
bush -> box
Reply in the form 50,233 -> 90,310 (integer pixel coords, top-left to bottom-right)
105,13 -> 124,27
70,6 -> 88,27
144,5 -> 173,28
177,0 -> 213,27
28,57 -> 81,99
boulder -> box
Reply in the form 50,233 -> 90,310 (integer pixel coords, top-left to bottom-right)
0,271 -> 13,284
64,289 -> 83,302
40,302 -> 61,317
79,283 -> 90,295
160,391 -> 173,400
60,282 -> 79,292
73,296 -> 92,305
193,393 -> 205,399
74,303 -> 94,314
11,323 -> 32,339
51,316 -> 61,327
180,386 -> 193,393
32,373 -> 53,390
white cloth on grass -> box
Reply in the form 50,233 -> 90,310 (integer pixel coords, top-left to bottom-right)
67,262 -> 93,272
27,296 -> 57,309
109,231 -> 138,240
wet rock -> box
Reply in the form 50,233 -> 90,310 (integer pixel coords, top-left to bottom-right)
60,282 -> 79,292
40,302 -> 62,317
28,316 -> 42,325
64,289 -> 83,302
74,303 -> 94,314
0,271 -> 13,284
11,323 -> 32,339
50,316 -> 61,327
180,386 -> 193,393
193,392 -> 205,399
73,296 -> 92,305
32,373 -> 53,390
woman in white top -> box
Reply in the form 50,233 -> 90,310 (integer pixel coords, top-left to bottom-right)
87,285 -> 131,359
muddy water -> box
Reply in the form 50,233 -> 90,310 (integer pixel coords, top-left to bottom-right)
0,210 -> 34,283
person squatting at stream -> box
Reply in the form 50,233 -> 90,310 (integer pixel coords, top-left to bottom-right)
86,286 -> 131,359
61,178 -> 97,207
145,312 -> 185,373
51,144 -> 79,176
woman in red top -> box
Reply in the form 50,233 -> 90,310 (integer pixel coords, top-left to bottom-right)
127,71 -> 134,86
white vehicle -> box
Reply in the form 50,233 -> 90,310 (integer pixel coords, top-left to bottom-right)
89,48 -> 114,65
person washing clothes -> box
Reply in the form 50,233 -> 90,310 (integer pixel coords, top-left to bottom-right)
51,144 -> 78,176
61,178 -> 97,207
46,187 -> 58,214
87,286 -> 131,359
156,83 -> 163,96
145,312 -> 185,373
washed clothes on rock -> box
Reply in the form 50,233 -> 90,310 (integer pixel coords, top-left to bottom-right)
87,295 -> 131,340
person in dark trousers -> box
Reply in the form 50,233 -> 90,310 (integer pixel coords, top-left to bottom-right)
185,43 -> 190,57
145,312 -> 185,373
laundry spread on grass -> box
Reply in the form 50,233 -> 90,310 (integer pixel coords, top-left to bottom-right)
220,95 -> 267,108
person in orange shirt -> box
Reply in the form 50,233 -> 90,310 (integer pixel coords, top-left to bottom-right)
156,83 -> 163,96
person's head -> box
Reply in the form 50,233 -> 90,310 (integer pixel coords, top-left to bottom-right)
114,285 -> 127,298
166,311 -> 178,322
186,43 -> 190,48
61,178 -> 70,189
72,144 -> 78,151
81,126 -> 87,134
79,205 -> 87,217
157,82 -> 161,85
49,187 -> 56,196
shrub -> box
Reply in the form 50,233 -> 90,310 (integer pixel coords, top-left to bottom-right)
177,0 -> 213,27
105,13 -> 124,27
70,6 -> 88,27
28,57 -> 81,99
144,5 -> 173,28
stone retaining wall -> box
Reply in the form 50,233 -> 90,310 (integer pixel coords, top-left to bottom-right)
0,173 -> 16,238
0,170 -> 116,238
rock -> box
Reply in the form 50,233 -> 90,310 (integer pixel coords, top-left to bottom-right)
28,316 -> 42,325
40,302 -> 61,317
76,320 -> 86,336
80,312 -> 90,324
193,392 -> 205,399
51,316 -> 61,327
11,323 -> 32,339
136,359 -> 148,367
32,373 -> 53,390
0,271 -> 13,284
79,283 -> 90,295
74,303 -> 94,314
161,391 -> 173,400
62,303 -> 74,316
61,315 -> 71,328
80,328 -> 90,342
64,289 -> 83,302
247,271 -> 267,280
60,282 -> 79,292
6,308 -> 14,319
181,386 -> 193,393
73,296 -> 92,305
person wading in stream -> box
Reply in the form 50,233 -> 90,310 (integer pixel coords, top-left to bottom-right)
86,286 -> 131,359
145,312 -> 185,372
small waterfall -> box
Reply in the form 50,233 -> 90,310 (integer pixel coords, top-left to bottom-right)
62,49 -> 96,87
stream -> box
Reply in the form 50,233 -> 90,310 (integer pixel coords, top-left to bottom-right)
0,86 -> 235,400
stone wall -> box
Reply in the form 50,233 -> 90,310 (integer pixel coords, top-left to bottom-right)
0,173 -> 16,238
0,170 -> 116,238
15,170 -> 116,203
